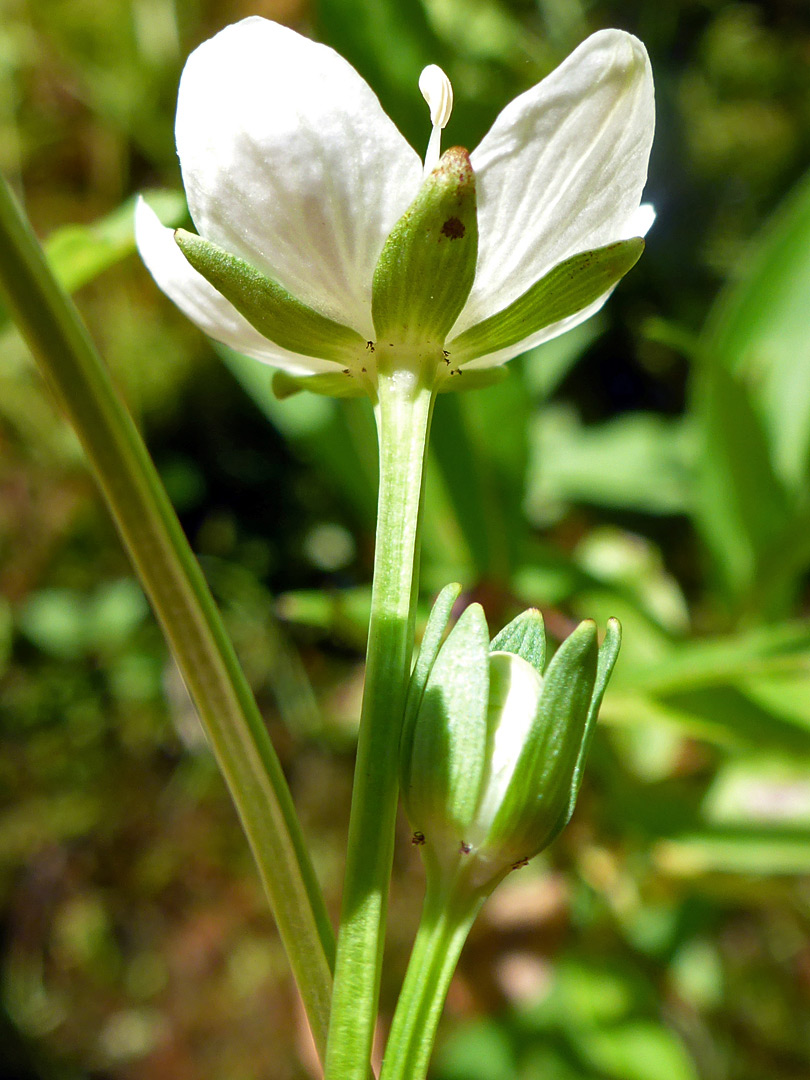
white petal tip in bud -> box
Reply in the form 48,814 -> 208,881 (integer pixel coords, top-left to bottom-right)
419,64 -> 454,129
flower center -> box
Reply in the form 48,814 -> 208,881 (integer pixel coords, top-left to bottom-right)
418,64 -> 454,175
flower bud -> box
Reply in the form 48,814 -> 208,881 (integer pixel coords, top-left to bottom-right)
400,587 -> 621,893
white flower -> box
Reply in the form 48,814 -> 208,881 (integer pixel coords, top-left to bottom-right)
136,17 -> 654,382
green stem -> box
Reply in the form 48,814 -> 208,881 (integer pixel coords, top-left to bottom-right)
325,365 -> 436,1080
0,175 -> 334,1055
380,869 -> 484,1080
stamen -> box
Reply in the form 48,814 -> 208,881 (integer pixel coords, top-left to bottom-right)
419,65 -> 453,128
419,64 -> 453,174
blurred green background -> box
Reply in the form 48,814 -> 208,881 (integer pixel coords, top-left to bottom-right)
3,0 -> 810,1077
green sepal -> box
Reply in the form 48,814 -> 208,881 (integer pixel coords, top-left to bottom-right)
437,365 -> 509,394
487,620 -> 598,860
563,617 -> 621,824
271,369 -> 367,400
175,229 -> 367,364
401,602 -> 490,840
542,618 -> 621,848
372,147 -> 478,349
490,608 -> 546,676
447,238 -> 645,364
401,583 -> 463,783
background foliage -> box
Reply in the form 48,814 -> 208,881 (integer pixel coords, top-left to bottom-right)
2,0 -> 810,1077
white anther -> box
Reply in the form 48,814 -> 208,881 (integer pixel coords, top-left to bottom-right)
419,65 -> 453,129
419,66 -> 454,176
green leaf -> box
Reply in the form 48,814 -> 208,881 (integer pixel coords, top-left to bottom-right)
429,379 -> 528,582
52,191 -> 186,294
692,361 -> 793,607
490,608 -> 546,675
433,1019 -> 516,1080
705,757 -> 810,828
447,238 -> 644,364
574,528 -> 689,637
702,166 -> 810,493
372,147 -> 478,350
175,229 -> 367,364
527,407 -> 695,517
604,683 -> 810,757
18,588 -> 89,660
693,166 -> 810,612
276,586 -> 372,652
622,619 -> 810,696
657,685 -> 810,755
578,1021 -> 699,1080
655,828 -> 810,876
541,958 -> 645,1027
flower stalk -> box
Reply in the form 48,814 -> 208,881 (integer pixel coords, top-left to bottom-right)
379,857 -> 491,1080
324,359 -> 436,1080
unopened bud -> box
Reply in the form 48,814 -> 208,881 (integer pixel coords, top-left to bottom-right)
400,588 -> 621,894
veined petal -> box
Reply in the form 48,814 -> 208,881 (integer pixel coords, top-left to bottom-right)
175,17 -> 423,341
459,29 -> 654,337
134,199 -> 340,376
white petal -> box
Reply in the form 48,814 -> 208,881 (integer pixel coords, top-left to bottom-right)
630,202 -> 656,237
458,201 -> 656,369
474,652 -> 543,836
134,199 -> 340,376
459,29 -> 654,336
176,17 -> 423,341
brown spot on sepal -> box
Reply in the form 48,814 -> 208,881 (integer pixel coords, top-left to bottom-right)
441,217 -> 465,240
459,841 -> 472,855
411,832 -> 426,846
